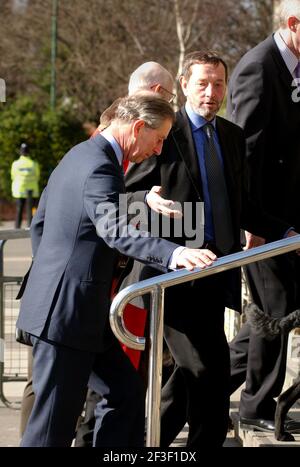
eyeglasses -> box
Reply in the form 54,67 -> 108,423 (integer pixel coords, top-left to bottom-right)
150,84 -> 176,103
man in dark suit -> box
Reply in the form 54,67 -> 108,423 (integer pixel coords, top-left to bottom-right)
226,0 -> 300,432
123,51 -> 297,447
18,61 -> 179,444
17,93 -> 217,447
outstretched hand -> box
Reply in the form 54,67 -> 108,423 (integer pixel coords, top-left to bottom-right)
146,186 -> 183,218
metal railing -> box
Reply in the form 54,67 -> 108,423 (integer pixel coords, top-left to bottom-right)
0,229 -> 31,408
109,235 -> 300,447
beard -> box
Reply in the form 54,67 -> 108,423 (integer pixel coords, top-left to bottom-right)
190,102 -> 221,121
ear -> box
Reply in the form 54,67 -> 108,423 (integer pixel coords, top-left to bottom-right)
180,75 -> 188,97
287,16 -> 299,33
132,119 -> 145,138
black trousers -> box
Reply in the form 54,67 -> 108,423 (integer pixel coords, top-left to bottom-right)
230,254 -> 300,419
15,192 -> 34,228
160,275 -> 231,448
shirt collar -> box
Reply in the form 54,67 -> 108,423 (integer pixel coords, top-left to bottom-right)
100,129 -> 123,166
274,30 -> 299,76
185,102 -> 217,132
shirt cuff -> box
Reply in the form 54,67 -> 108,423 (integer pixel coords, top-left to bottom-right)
168,246 -> 186,270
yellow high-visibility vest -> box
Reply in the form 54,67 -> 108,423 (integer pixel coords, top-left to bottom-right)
11,156 -> 40,198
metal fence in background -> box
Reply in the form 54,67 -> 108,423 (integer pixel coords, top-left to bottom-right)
0,229 -> 31,408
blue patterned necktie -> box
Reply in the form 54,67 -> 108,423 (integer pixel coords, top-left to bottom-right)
203,123 -> 234,254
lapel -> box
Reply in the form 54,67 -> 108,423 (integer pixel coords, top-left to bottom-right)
171,107 -> 203,199
267,34 -> 296,91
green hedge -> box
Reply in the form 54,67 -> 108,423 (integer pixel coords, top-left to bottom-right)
0,97 -> 85,199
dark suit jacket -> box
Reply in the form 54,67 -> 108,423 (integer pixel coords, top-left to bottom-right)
16,134 -> 178,352
123,107 -> 290,312
227,34 -> 300,231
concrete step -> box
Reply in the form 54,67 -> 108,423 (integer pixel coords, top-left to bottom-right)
170,423 -> 242,447
231,411 -> 300,447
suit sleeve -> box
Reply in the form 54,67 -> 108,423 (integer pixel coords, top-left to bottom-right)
83,161 -> 177,272
227,60 -> 272,206
237,132 -> 291,240
241,191 -> 291,241
225,125 -> 291,240
17,185 -> 47,299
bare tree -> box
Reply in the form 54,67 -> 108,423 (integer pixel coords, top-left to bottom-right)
0,0 -> 275,118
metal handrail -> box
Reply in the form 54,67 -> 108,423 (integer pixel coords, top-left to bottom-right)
109,235 -> 300,447
0,229 -> 30,241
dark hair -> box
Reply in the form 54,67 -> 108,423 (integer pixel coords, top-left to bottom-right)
181,51 -> 228,82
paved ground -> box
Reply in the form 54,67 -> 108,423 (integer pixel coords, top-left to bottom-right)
0,394 -> 24,447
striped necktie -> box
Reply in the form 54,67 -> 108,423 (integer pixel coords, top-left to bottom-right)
203,122 -> 234,254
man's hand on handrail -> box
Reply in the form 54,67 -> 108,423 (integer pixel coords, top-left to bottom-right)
244,230 -> 300,255
243,231 -> 266,250
286,229 -> 300,255
175,248 -> 217,271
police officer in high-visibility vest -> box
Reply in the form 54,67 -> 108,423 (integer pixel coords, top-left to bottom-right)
11,143 -> 40,228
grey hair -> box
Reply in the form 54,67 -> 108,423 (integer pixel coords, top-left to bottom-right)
114,91 -> 175,129
128,61 -> 174,95
278,0 -> 300,27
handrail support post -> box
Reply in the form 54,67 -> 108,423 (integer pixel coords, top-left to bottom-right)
146,285 -> 165,447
